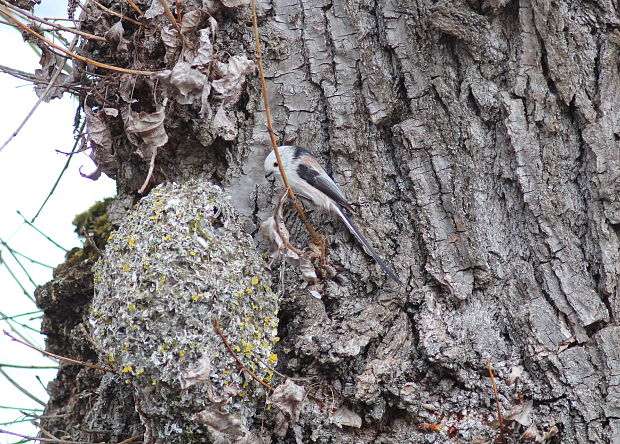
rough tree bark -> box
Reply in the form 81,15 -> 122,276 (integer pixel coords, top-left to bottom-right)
28,0 -> 619,442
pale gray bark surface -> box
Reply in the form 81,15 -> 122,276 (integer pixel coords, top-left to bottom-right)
31,0 -> 619,442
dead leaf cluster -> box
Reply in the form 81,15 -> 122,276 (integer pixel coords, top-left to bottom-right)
259,193 -> 321,284
13,0 -> 257,190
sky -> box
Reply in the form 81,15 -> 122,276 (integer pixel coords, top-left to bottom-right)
0,2 -> 117,441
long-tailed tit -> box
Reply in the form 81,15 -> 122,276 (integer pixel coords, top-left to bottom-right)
264,145 -> 403,285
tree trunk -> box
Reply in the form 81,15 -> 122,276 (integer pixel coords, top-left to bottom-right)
33,0 -> 619,442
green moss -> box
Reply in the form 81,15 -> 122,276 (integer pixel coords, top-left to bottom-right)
73,198 -> 114,252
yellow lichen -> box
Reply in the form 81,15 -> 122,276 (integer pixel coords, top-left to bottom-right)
122,365 -> 133,373
268,353 -> 278,366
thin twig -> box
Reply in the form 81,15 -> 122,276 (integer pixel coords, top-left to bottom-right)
116,433 -> 143,444
157,0 -> 189,46
273,191 -> 303,256
123,0 -> 144,16
0,310 -> 42,349
0,363 -> 57,369
0,0 -> 106,41
486,359 -> 504,439
0,240 -> 54,269
0,31 -> 77,153
15,211 -> 68,251
0,259 -> 35,303
251,351 -> 287,379
31,121 -> 87,223
88,0 -> 143,27
0,367 -> 46,406
212,319 -> 274,392
250,0 -> 323,250
43,17 -> 79,22
0,405 -> 43,411
0,429 -> 89,443
37,423 -> 60,441
4,330 -> 115,374
0,9 -> 153,77
0,310 -> 41,320
0,238 -> 38,287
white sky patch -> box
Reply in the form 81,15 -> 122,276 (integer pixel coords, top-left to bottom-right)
0,2 -> 116,441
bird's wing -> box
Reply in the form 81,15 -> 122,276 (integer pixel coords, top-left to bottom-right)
296,160 -> 353,212
333,204 -> 403,286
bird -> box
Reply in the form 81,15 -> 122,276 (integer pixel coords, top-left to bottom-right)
263,145 -> 403,286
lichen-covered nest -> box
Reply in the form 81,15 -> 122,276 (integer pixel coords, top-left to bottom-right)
90,180 -> 279,443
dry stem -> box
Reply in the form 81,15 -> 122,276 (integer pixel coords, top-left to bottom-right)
0,8 -> 153,76
88,0 -> 143,26
486,359 -> 505,441
4,330 -> 115,374
212,319 -> 275,392
250,0 -> 324,250
0,0 -> 106,41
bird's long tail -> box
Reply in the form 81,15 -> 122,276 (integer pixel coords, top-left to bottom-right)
333,205 -> 403,286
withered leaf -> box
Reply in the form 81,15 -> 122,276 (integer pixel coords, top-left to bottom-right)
213,105 -> 237,140
34,48 -> 70,102
299,253 -> 318,283
268,379 -> 305,423
194,408 -> 245,436
330,405 -> 362,428
170,62 -> 208,105
83,107 -> 118,180
220,0 -> 250,7
144,0 -> 164,19
161,25 -> 181,49
179,355 -> 211,390
180,9 -> 203,34
123,99 -> 168,156
105,20 -> 129,52
505,399 -> 533,427
211,55 -> 255,103
191,28 -> 214,67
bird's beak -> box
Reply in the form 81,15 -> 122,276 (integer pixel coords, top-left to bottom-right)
265,172 -> 273,179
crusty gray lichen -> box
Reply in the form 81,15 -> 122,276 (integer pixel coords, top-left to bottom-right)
90,181 -> 279,443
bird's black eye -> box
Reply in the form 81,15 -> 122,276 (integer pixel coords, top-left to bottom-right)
273,162 -> 278,167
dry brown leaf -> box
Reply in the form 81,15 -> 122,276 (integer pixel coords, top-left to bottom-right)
180,9 -> 203,34
206,382 -> 239,406
179,355 -> 211,390
123,99 -> 168,155
213,105 -> 237,140
194,408 -> 245,436
161,25 -> 181,49
191,28 -> 214,67
169,62 -> 208,105
105,20 -> 129,52
34,48 -> 70,101
299,253 -> 318,283
83,106 -> 118,180
220,0 -> 250,7
330,405 -> 362,428
144,0 -> 164,19
505,365 -> 524,385
200,81 -> 213,117
211,55 -> 255,103
504,399 -> 533,426
118,74 -> 138,104
259,216 -> 291,254
268,379 -> 305,425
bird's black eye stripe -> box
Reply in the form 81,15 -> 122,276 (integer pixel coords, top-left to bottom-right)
273,162 -> 278,167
